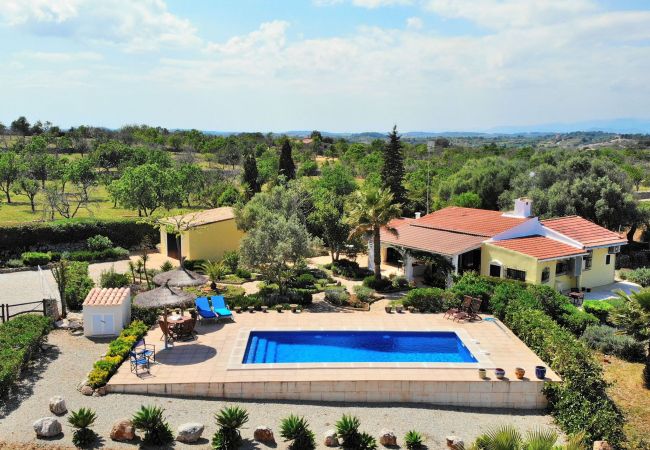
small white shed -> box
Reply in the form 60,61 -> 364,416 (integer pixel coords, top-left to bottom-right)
83,287 -> 131,337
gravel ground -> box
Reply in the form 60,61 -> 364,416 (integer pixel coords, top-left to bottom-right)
0,330 -> 560,449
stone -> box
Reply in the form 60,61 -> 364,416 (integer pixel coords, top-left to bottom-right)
446,436 -> 464,449
48,396 -> 67,415
110,419 -> 135,441
80,385 -> 94,396
324,430 -> 339,447
379,430 -> 397,447
33,417 -> 62,438
254,426 -> 275,443
593,442 -> 613,450
95,386 -> 107,396
176,422 -> 205,443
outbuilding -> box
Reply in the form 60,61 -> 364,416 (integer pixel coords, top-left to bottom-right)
82,287 -> 131,337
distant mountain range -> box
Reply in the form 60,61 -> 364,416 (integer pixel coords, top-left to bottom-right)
202,118 -> 650,138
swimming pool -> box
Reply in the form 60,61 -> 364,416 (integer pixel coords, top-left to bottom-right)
242,330 -> 478,364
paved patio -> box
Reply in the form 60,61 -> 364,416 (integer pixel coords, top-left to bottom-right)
584,280 -> 641,300
108,309 -> 559,409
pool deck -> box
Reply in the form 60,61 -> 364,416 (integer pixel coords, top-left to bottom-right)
107,310 -> 560,409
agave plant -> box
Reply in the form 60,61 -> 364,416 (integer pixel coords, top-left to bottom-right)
212,405 -> 249,450
359,432 -> 378,450
131,405 -> 174,446
280,414 -> 316,450
404,430 -> 424,450
160,260 -> 174,272
202,260 -> 228,290
335,415 -> 377,450
468,425 -> 586,450
68,407 -> 97,449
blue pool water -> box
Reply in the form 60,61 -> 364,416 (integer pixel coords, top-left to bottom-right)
242,331 -> 477,364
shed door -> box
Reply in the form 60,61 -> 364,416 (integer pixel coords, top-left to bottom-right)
167,233 -> 180,259
92,314 -> 115,335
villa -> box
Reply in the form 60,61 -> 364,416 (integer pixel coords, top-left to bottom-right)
376,198 -> 627,291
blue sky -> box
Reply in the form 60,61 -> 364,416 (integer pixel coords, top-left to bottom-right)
1,0 -> 649,132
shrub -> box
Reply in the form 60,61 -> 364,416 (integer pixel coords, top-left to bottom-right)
404,430 -> 424,450
331,259 -> 370,279
132,405 -> 174,446
160,261 -> 174,272
183,259 -> 207,271
235,268 -> 252,279
66,247 -> 129,262
86,320 -> 148,388
401,288 -> 452,313
293,273 -> 316,288
581,325 -> 646,362
583,300 -> 615,324
391,275 -> 410,290
131,305 -> 159,327
557,304 -> 599,335
325,288 -> 351,306
0,315 -> 52,398
362,276 -> 392,291
353,285 -> 374,303
212,405 -> 249,450
100,267 -> 130,288
86,234 -> 113,251
64,261 -> 95,311
280,415 -> 316,450
5,258 -> 23,268
21,251 -> 51,266
222,250 -> 240,273
489,282 -> 526,319
626,267 -> 650,287
68,407 -> 97,449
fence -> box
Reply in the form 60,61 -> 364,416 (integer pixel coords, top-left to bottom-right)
0,299 -> 48,324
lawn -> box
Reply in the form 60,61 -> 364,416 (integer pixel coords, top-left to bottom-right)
603,354 -> 650,447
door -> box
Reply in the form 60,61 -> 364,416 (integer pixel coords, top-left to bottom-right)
92,314 -> 115,335
167,233 -> 180,259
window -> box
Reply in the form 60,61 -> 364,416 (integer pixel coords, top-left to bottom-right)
583,250 -> 593,271
555,260 -> 569,275
489,264 -> 502,278
606,254 -> 611,265
506,268 -> 526,282
541,267 -> 550,283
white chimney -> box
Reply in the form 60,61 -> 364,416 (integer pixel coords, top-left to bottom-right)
415,212 -> 421,219
513,198 -> 532,218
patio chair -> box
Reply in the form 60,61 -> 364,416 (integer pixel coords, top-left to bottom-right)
195,297 -> 218,321
211,295 -> 234,321
133,339 -> 156,362
444,295 -> 473,319
129,351 -> 150,376
177,318 -> 197,341
158,319 -> 179,342
454,297 -> 483,322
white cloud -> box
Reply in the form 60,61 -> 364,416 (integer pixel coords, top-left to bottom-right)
314,0 -> 412,8
0,0 -> 200,52
20,51 -> 103,62
406,16 -> 423,29
205,21 -> 289,55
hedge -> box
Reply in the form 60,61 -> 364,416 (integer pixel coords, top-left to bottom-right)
0,219 -> 157,256
87,320 -> 149,388
0,315 -> 52,397
401,288 -> 457,313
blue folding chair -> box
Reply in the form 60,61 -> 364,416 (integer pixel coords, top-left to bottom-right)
129,351 -> 150,376
211,295 -> 234,321
195,297 -> 218,321
134,339 -> 155,362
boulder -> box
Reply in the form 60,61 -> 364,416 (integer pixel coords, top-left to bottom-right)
593,442 -> 613,450
379,430 -> 397,447
324,430 -> 339,447
33,417 -> 62,438
254,426 -> 275,444
80,385 -> 94,396
446,436 -> 464,449
48,396 -> 67,415
176,422 -> 204,443
110,418 -> 135,441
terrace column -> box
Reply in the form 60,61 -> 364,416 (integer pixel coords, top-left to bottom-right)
367,239 -> 375,271
404,251 -> 414,282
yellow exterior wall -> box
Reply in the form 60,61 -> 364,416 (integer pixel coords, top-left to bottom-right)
579,247 -> 616,288
480,244 -> 540,284
160,219 -> 245,262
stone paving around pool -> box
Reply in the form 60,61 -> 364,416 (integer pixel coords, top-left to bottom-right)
107,310 -> 560,410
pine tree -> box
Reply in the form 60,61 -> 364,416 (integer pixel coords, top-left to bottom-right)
242,151 -> 260,198
381,125 -> 406,205
278,139 -> 296,181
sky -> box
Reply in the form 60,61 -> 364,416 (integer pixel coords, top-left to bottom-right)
1,0 -> 650,132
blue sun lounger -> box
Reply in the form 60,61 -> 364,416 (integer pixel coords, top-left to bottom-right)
195,297 -> 218,320
211,295 -> 234,321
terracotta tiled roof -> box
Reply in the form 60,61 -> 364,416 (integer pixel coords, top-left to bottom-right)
161,207 -> 235,228
380,225 -> 486,256
83,287 -> 130,306
541,216 -> 627,248
415,207 -> 528,237
490,236 -> 587,260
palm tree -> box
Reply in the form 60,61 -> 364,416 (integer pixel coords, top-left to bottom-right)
612,288 -> 650,387
346,187 -> 401,280
202,260 -> 227,291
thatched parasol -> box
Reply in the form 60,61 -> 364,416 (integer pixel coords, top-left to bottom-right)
152,268 -> 207,288
133,282 -> 197,348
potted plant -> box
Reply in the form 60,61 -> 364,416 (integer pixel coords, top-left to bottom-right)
276,304 -> 283,313
515,367 -> 526,379
396,305 -> 404,313
408,306 -> 414,313
261,305 -> 268,313
385,305 -> 393,313
494,368 -> 505,379
234,306 -> 242,313
247,305 -> 255,313
290,304 -> 298,313
535,365 -> 547,380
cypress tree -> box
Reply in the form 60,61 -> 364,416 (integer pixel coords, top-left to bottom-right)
278,139 -> 296,181
381,125 -> 405,205
242,151 -> 260,198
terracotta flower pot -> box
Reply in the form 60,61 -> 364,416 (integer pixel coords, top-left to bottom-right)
234,306 -> 242,313
494,368 -> 505,379
515,367 -> 526,380
385,306 -> 393,313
